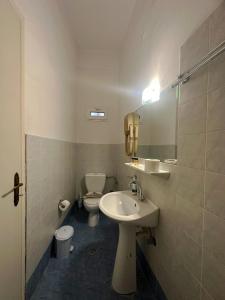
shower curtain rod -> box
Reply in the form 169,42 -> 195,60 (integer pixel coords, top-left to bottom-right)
171,39 -> 225,88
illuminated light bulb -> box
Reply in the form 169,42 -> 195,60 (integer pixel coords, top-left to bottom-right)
142,78 -> 160,104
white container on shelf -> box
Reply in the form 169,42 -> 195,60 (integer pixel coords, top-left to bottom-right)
144,159 -> 160,172
55,225 -> 74,259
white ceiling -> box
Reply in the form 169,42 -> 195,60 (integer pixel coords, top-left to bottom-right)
59,0 -> 136,51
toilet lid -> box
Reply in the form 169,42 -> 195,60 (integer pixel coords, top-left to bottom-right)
55,225 -> 74,241
84,197 -> 100,206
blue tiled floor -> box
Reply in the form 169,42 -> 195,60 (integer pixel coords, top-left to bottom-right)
31,207 -> 156,300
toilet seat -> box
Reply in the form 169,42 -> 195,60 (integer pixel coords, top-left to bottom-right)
86,192 -> 102,198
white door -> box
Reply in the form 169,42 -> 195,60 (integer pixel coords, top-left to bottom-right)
0,0 -> 24,299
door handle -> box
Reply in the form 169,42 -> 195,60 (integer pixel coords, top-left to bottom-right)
1,173 -> 23,206
1,183 -> 23,198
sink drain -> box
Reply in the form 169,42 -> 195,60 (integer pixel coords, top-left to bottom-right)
88,248 -> 97,256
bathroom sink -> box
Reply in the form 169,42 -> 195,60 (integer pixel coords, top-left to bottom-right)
100,191 -> 159,227
99,191 -> 160,295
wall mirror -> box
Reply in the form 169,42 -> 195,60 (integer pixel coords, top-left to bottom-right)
135,86 -> 178,161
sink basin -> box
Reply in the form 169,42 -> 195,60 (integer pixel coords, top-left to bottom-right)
100,191 -> 159,227
99,191 -> 159,295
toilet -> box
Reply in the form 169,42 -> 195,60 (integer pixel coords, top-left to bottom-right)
83,173 -> 106,227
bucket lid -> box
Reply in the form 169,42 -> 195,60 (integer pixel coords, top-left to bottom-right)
55,225 -> 74,241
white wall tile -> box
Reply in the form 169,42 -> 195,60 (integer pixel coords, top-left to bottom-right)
203,210 -> 225,264
181,19 -> 209,72
205,171 -> 225,219
206,131 -> 225,174
178,95 -> 206,135
207,86 -> 225,132
176,166 -> 204,207
26,135 -> 77,280
177,133 -> 206,169
209,1 -> 225,50
202,249 -> 225,300
179,70 -> 208,105
176,195 -> 203,245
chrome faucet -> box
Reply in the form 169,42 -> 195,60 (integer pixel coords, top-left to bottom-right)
136,181 -> 145,201
128,175 -> 144,201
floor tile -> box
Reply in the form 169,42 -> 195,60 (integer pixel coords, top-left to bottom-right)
31,207 -> 156,300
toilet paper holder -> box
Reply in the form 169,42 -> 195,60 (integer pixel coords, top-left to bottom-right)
58,199 -> 71,213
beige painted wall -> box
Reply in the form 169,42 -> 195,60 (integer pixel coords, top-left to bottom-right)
14,0 -> 78,143
118,3 -> 225,300
76,50 -> 120,144
75,50 -> 121,197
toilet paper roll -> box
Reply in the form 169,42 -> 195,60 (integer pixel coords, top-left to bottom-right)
59,200 -> 71,212
144,159 -> 160,172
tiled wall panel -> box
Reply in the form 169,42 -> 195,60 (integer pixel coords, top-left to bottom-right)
117,3 -> 225,300
76,143 -> 118,196
26,138 -> 119,281
26,135 -> 77,280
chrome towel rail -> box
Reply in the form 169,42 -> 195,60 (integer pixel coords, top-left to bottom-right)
172,39 -> 225,88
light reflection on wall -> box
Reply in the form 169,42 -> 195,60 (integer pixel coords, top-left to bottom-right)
142,78 -> 160,105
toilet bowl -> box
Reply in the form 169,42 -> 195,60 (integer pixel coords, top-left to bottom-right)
83,197 -> 101,227
83,173 -> 106,227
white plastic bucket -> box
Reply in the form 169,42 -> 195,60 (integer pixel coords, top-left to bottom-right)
55,225 -> 74,258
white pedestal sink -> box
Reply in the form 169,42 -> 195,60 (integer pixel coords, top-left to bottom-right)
99,191 -> 159,294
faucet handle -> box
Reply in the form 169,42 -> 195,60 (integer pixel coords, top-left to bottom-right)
127,175 -> 137,181
139,188 -> 145,201
136,182 -> 145,201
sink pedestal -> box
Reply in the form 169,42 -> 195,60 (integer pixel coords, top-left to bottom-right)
112,224 -> 136,294
100,191 -> 159,294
